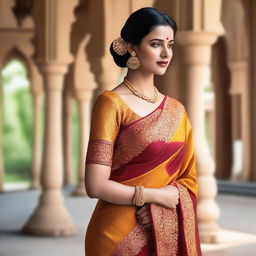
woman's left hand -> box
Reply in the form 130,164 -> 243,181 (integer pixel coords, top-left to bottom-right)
136,204 -> 151,230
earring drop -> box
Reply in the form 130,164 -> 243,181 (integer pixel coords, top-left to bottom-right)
126,51 -> 141,69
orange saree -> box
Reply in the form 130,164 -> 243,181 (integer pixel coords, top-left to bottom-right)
85,90 -> 202,256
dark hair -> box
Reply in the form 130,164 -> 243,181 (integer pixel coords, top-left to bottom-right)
110,7 -> 177,68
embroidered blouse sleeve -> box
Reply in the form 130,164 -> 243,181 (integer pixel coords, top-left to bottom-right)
85,93 -> 121,167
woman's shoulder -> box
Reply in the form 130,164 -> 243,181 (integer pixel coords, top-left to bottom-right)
92,90 -> 124,114
166,95 -> 186,113
96,90 -> 121,104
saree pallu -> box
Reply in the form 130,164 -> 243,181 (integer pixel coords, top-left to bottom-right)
85,91 -> 202,256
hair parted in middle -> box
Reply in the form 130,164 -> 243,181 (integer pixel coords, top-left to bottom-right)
110,7 -> 177,68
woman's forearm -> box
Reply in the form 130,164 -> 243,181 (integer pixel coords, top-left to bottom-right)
85,164 -> 178,208
86,178 -> 158,205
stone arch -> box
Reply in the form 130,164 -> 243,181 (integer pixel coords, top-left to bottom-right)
3,48 -> 30,74
2,47 -> 42,94
1,47 -> 43,191
1,51 -> 31,189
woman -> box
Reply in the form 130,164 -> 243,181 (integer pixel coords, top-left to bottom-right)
85,7 -> 202,256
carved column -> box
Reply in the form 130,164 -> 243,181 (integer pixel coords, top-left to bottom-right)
22,0 -> 77,235
228,61 -> 250,181
23,63 -> 76,235
30,91 -> 42,189
29,62 -> 43,190
176,32 -> 221,243
63,83 -> 73,185
72,90 -> 93,196
70,32 -> 96,196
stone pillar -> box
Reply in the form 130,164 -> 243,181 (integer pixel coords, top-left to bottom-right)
29,61 -> 43,190
70,33 -> 96,196
63,84 -> 73,185
30,92 -> 42,189
176,32 -> 221,243
23,63 -> 75,235
0,73 -> 4,192
72,90 -> 92,196
22,0 -> 78,235
228,61 -> 250,181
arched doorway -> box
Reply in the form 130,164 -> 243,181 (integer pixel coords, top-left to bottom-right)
1,58 -> 33,190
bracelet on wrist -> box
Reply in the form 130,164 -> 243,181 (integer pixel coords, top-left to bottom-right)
132,185 -> 145,206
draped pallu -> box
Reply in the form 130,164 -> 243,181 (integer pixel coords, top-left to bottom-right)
85,91 -> 202,256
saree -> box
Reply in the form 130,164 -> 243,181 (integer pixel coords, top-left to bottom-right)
85,90 -> 202,256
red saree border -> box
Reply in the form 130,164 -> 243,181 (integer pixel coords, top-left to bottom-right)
176,182 -> 201,256
86,139 -> 113,167
110,142 -> 185,182
149,203 -> 179,256
147,183 -> 202,256
119,95 -> 168,131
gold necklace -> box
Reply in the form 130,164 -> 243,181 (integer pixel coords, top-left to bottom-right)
123,78 -> 159,103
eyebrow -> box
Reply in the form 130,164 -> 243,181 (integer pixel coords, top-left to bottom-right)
148,38 -> 174,42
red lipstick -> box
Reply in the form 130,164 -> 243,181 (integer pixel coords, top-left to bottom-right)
157,61 -> 168,67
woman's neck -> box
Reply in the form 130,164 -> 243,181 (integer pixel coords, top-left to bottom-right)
125,69 -> 155,96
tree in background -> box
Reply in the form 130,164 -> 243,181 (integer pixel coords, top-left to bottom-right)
2,59 -> 32,182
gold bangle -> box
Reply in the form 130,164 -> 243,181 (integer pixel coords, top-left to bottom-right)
132,186 -> 145,206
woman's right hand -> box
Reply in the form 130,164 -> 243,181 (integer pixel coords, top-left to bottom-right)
155,185 -> 179,209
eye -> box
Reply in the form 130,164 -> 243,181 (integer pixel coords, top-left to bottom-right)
168,43 -> 175,49
150,42 -> 161,47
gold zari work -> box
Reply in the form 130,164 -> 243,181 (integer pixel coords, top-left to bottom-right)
177,183 -> 198,256
111,224 -> 149,256
112,97 -> 185,170
151,203 -> 179,256
86,139 -> 114,166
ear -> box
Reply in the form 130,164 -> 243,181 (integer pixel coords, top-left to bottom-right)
127,42 -> 135,55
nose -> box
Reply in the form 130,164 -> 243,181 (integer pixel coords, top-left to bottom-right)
160,45 -> 172,59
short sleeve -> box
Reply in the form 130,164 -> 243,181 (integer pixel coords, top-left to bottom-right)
85,92 -> 121,167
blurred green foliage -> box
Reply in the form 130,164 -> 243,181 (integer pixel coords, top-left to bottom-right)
1,59 -> 79,184
2,59 -> 33,182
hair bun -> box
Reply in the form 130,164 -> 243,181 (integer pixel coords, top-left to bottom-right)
110,42 -> 130,68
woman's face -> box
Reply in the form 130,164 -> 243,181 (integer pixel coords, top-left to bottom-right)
133,25 -> 174,76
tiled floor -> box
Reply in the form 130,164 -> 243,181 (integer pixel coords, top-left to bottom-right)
0,186 -> 256,256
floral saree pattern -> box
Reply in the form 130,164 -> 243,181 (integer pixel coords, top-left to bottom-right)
85,91 -> 202,256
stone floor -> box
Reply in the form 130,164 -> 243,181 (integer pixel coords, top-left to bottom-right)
0,185 -> 256,256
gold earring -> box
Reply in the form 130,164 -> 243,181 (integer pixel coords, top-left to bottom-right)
126,51 -> 141,69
